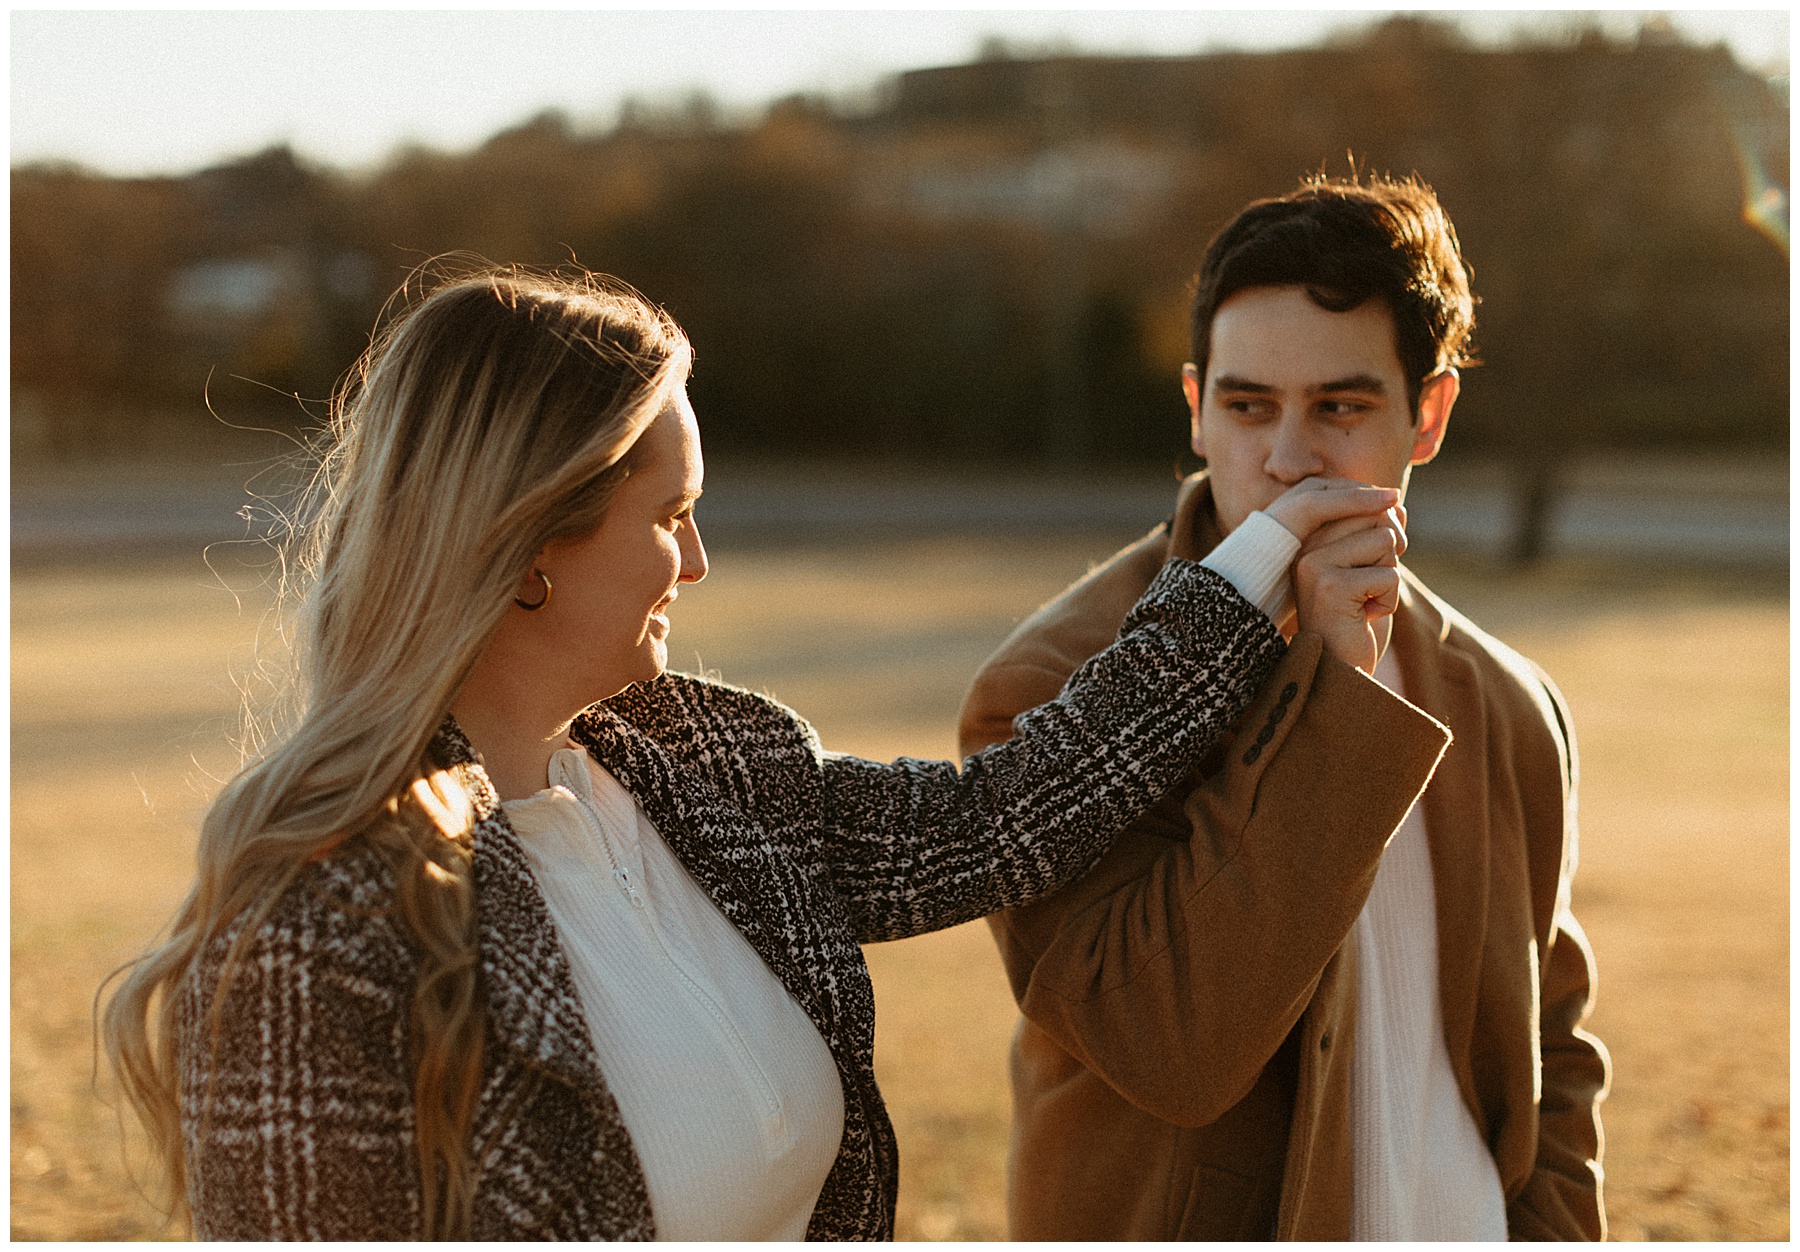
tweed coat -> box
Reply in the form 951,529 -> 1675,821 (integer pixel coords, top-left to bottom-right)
959,474 -> 1608,1240
176,557 -> 1285,1241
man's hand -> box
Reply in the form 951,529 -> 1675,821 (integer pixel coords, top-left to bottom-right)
1291,501 -> 1407,675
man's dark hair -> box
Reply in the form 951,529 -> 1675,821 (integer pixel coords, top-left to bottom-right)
1188,174 -> 1478,415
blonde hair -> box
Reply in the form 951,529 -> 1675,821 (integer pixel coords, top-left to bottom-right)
102,266 -> 691,1237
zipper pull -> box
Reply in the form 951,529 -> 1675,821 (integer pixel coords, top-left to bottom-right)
616,866 -> 645,908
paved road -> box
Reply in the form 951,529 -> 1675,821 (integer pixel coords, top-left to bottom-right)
12,456 -> 1788,567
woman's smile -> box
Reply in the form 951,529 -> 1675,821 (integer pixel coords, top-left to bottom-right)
648,589 -> 679,638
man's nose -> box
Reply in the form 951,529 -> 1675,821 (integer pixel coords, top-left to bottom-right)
1264,413 -> 1325,485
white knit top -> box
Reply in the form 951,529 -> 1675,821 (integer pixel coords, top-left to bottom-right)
1347,645 -> 1508,1239
1211,511 -> 1509,1238
502,745 -> 845,1241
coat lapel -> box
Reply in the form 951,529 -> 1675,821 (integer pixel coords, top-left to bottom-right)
567,699 -> 846,1051
399,721 -> 661,1237
1390,570 -> 1491,1136
571,681 -> 891,1240
428,720 -> 614,1092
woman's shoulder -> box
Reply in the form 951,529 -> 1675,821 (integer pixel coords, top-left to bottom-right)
602,671 -> 822,755
188,839 -> 418,1016
178,840 -> 421,1239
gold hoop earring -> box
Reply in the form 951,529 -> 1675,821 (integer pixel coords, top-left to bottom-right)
514,568 -> 553,611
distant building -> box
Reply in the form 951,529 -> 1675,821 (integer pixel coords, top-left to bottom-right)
166,256 -> 292,324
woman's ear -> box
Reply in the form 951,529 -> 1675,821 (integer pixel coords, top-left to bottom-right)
1182,364 -> 1205,458
1410,368 -> 1459,465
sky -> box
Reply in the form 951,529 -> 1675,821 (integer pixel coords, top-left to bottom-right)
10,8 -> 1790,178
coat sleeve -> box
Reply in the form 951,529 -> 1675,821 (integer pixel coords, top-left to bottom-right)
180,863 -> 422,1240
1505,670 -> 1610,1240
813,558 -> 1287,944
971,630 -> 1450,1126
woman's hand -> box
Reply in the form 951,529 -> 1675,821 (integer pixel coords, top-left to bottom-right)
1263,476 -> 1400,543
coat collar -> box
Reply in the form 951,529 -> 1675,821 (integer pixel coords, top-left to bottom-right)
429,718 -> 632,1096
567,684 -> 890,1240
428,717 -> 659,1236
1168,472 -> 1225,562
426,718 -> 650,1192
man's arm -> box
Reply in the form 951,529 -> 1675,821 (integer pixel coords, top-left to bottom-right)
990,638 -> 1448,1125
963,519 -> 1448,1126
1506,669 -> 1610,1240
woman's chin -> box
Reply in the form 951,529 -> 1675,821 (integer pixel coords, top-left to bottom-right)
634,640 -> 670,687
589,636 -> 672,702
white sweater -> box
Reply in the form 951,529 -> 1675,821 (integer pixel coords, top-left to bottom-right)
503,746 -> 844,1241
1348,647 -> 1508,1239
1213,511 -> 1508,1239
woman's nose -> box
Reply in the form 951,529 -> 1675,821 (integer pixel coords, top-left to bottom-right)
679,518 -> 708,584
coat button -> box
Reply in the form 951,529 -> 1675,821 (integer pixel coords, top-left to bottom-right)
1319,1031 -> 1333,1052
1255,723 -> 1277,746
1242,742 -> 1263,766
1280,682 -> 1299,704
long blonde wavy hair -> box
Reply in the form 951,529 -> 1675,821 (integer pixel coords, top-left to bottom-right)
102,266 -> 692,1237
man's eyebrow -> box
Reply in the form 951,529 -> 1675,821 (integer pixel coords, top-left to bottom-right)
1310,374 -> 1387,394
1211,374 -> 1274,394
662,488 -> 703,510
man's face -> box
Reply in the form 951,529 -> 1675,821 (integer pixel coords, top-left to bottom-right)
1185,284 -> 1455,535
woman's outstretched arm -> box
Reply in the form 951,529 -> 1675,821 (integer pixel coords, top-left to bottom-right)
816,558 -> 1285,943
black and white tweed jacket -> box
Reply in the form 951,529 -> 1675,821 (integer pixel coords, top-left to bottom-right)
178,559 -> 1284,1240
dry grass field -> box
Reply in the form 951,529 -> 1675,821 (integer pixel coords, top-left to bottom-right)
11,531 -> 1788,1240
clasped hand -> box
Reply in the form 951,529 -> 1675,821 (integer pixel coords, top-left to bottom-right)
1264,477 -> 1407,675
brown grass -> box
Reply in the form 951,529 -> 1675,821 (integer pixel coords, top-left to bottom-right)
10,535 -> 1787,1239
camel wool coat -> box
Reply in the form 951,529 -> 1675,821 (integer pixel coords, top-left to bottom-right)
959,475 -> 1608,1241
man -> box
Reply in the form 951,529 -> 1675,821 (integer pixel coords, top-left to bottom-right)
959,175 -> 1607,1240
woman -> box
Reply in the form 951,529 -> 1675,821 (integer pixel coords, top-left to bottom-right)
104,268 -> 1398,1239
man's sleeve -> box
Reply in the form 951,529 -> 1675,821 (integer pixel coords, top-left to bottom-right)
1506,671 -> 1611,1241
962,543 -> 1450,1127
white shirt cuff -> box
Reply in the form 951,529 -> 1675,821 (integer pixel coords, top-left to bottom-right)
1199,509 -> 1301,623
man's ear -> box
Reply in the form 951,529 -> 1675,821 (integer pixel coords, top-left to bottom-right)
1182,364 -> 1205,458
1410,368 -> 1459,465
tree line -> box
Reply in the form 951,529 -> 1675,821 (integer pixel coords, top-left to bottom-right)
12,16 -> 1788,469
